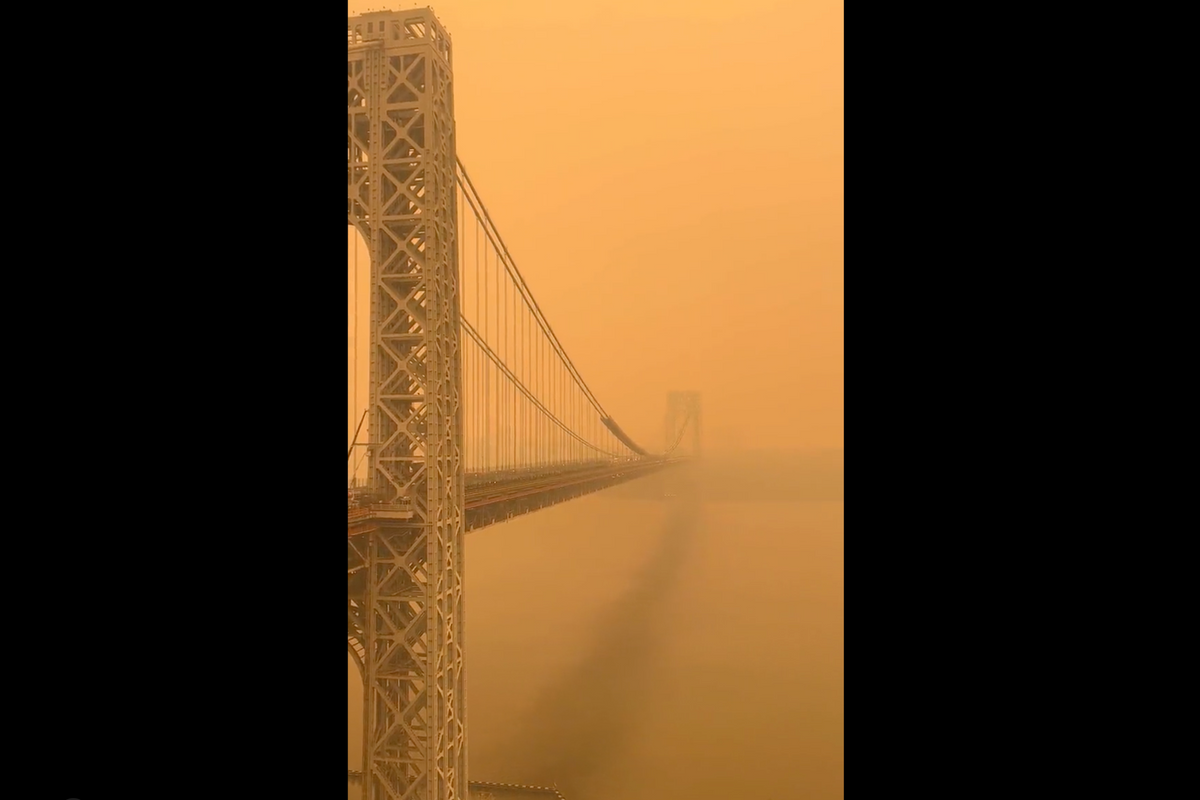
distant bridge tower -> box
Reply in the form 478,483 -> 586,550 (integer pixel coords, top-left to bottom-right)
665,391 -> 702,457
348,9 -> 466,800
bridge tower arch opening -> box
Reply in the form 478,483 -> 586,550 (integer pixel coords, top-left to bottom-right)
348,9 -> 466,800
349,224 -> 372,485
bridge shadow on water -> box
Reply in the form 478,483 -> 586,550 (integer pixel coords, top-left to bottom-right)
498,472 -> 704,798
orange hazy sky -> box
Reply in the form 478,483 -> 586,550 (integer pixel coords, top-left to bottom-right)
348,0 -> 843,451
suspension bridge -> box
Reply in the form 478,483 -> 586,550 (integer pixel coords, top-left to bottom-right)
349,9 -> 700,800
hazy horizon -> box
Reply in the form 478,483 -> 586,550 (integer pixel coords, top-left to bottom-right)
347,1 -> 843,796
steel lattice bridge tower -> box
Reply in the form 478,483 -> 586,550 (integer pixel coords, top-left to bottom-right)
665,391 -> 702,459
348,9 -> 699,799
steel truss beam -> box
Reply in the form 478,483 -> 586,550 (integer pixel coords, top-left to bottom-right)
349,771 -> 569,800
462,461 -> 684,530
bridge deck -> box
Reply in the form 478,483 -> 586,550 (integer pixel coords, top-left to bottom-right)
347,771 -> 566,799
348,458 -> 686,537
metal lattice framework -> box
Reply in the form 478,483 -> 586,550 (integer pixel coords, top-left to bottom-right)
349,9 -> 466,800
665,391 -> 702,458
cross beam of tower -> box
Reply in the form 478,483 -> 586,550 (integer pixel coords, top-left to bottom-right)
348,9 -> 466,800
